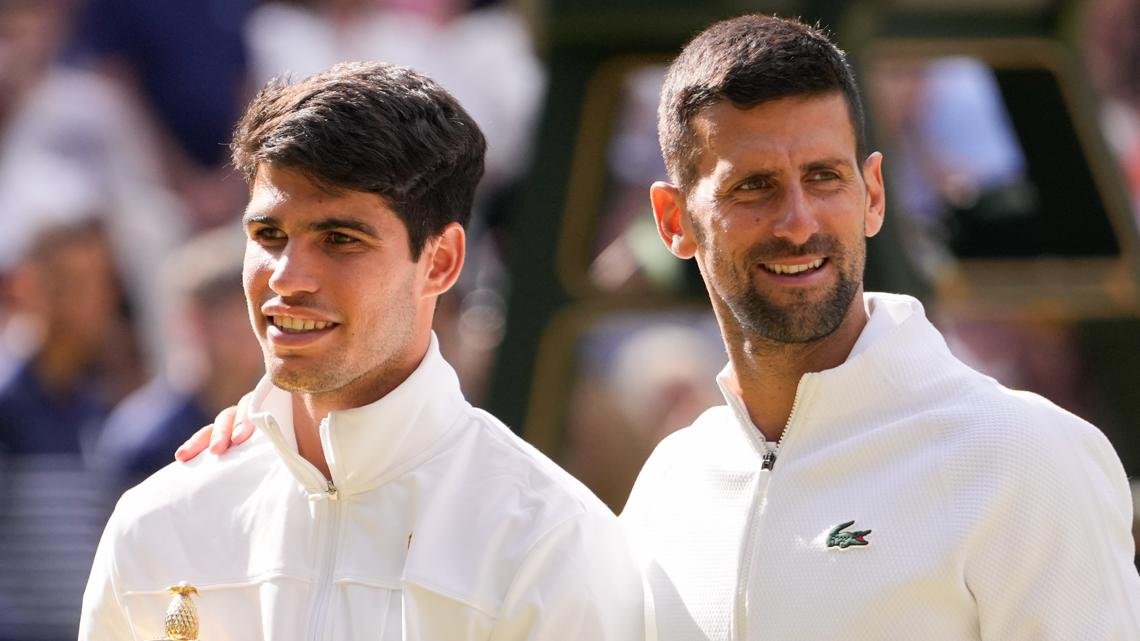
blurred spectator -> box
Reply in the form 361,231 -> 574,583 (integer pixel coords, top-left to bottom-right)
0,0 -> 188,375
245,0 -> 543,193
0,218 -> 132,641
867,56 -> 1034,269
590,65 -> 685,294
1085,0 -> 1140,220
67,0 -> 255,229
431,282 -> 507,402
93,226 -> 263,488
564,319 -> 722,512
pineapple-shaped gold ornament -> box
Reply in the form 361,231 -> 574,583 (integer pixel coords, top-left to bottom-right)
157,582 -> 200,640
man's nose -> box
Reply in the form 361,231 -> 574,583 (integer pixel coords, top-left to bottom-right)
772,185 -> 820,246
267,245 -> 320,296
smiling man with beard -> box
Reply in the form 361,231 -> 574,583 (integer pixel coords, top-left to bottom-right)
619,14 -> 1140,641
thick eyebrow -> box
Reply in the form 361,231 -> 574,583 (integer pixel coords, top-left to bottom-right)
718,168 -> 778,189
240,213 -> 379,238
242,212 -> 275,227
308,217 -> 378,237
741,169 -> 779,181
802,157 -> 855,173
723,157 -> 851,181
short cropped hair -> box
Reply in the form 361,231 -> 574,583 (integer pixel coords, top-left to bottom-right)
658,15 -> 867,189
231,61 -> 486,258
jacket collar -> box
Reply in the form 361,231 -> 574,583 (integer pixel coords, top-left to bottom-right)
714,293 -> 950,448
247,333 -> 469,496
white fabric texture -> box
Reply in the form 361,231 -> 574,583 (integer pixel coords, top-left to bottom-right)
80,336 -> 643,640
622,292 -> 1140,641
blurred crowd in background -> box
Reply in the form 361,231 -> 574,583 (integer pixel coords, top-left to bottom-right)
1,0 -> 1139,638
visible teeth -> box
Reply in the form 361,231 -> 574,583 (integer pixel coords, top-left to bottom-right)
763,258 -> 824,275
272,316 -> 334,332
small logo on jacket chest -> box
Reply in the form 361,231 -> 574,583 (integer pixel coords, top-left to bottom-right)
827,520 -> 871,549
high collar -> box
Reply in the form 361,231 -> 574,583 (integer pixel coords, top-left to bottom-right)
715,293 -> 950,450
247,333 -> 469,496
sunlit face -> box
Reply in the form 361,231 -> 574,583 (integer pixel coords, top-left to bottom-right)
676,92 -> 884,343
242,165 -> 434,408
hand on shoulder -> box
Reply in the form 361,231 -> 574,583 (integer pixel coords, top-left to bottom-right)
174,394 -> 255,462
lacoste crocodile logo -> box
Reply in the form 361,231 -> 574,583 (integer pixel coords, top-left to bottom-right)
827,520 -> 871,549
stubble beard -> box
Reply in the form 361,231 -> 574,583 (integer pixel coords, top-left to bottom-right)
267,352 -> 352,396
718,234 -> 863,344
265,330 -> 409,402
261,303 -> 416,403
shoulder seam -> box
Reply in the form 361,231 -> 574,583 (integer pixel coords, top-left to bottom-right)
465,407 -> 594,513
492,509 -> 591,621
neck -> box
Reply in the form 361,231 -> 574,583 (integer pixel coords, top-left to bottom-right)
287,335 -> 433,481
291,394 -> 334,480
723,295 -> 868,442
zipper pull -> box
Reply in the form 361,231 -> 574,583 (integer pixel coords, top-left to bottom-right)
326,480 -> 338,501
761,450 -> 777,471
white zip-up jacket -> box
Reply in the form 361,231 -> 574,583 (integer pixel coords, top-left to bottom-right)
622,293 -> 1140,641
81,337 -> 643,640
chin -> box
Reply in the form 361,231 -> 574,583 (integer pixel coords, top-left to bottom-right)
268,365 -> 338,395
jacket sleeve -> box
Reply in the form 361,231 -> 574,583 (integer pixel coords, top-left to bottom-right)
964,406 -> 1140,640
79,510 -> 135,641
490,508 -> 645,641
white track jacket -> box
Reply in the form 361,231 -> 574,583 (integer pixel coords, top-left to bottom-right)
622,293 -> 1140,641
81,337 -> 643,640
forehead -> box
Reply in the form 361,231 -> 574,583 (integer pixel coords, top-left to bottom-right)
245,164 -> 397,225
689,92 -> 857,178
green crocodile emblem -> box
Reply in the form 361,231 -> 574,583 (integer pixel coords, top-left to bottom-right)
827,520 -> 871,549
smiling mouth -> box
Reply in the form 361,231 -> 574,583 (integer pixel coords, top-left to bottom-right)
760,257 -> 826,275
270,316 -> 338,333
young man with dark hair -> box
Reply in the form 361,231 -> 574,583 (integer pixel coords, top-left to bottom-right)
79,62 -> 643,641
622,14 -> 1140,640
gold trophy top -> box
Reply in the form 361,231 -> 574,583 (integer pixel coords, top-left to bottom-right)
160,582 -> 200,641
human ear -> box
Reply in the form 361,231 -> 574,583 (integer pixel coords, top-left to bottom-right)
422,222 -> 465,298
650,181 -> 697,259
862,152 -> 886,237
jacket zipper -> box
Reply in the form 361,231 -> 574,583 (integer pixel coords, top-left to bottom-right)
734,374 -> 814,639
308,481 -> 341,640
306,417 -> 342,641
760,381 -> 804,471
